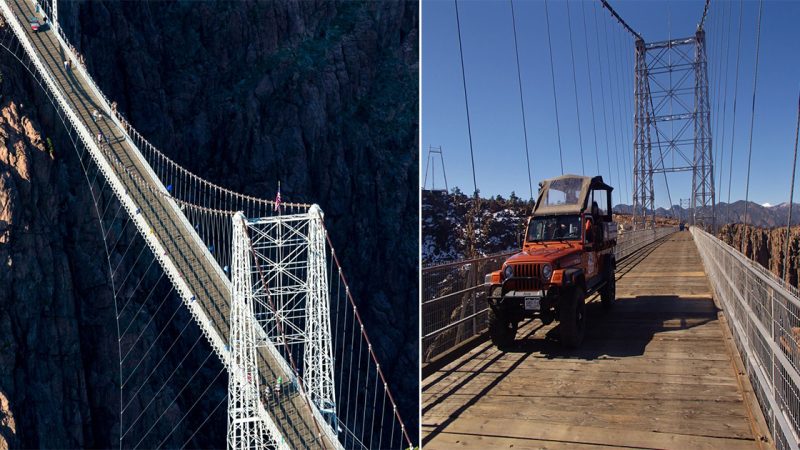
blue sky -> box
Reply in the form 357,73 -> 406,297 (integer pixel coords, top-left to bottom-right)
422,0 -> 800,207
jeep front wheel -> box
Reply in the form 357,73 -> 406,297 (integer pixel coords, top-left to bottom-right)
559,286 -> 586,348
488,308 -> 516,350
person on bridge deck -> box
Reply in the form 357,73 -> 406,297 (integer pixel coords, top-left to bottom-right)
96,132 -> 102,144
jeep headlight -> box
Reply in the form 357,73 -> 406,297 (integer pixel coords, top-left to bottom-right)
542,264 -> 553,280
503,265 -> 514,280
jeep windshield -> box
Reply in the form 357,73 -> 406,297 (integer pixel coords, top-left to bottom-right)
526,215 -> 582,242
539,176 -> 584,209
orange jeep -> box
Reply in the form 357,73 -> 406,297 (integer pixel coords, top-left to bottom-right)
486,175 -> 617,348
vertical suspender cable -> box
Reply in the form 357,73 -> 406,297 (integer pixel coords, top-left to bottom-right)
726,0 -> 744,221
544,0 -> 565,174
453,0 -> 478,196
565,0 -> 585,175
581,0 -> 601,176
509,0 -> 534,200
783,91 -> 800,283
741,0 -> 764,252
593,2 -> 615,202
716,0 -> 734,202
612,26 -> 631,202
600,14 -> 625,203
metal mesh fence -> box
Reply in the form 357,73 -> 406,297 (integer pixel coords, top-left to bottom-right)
692,227 -> 800,449
421,226 -> 678,364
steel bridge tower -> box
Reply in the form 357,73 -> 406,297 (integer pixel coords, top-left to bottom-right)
228,206 -> 339,447
228,212 -> 269,450
632,29 -> 715,230
423,145 -> 449,193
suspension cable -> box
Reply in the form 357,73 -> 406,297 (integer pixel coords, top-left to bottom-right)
600,14 -> 625,202
593,2 -> 615,202
725,0 -> 744,221
581,0 -> 601,176
783,91 -> 800,283
599,0 -> 643,41
566,0 -> 585,175
611,25 -> 631,202
453,0 -> 478,196
698,0 -> 711,30
509,0 -> 534,200
716,0 -> 734,204
544,0 -> 565,174
741,0 -> 764,251
322,224 -> 414,448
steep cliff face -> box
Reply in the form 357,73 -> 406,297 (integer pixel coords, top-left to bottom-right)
718,224 -> 800,287
0,0 -> 417,447
718,224 -> 800,288
0,92 -> 119,446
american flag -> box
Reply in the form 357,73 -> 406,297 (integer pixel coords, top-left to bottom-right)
274,188 -> 281,212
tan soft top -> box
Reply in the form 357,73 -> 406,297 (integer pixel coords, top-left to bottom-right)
533,174 -> 613,216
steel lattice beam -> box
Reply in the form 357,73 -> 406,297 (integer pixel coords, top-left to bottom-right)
632,30 -> 715,230
692,30 -> 715,229
228,212 -> 272,450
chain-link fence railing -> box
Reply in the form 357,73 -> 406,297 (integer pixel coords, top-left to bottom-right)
421,251 -> 515,364
421,226 -> 679,364
692,227 -> 800,450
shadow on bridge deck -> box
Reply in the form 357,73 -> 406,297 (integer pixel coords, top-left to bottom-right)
422,231 -> 768,450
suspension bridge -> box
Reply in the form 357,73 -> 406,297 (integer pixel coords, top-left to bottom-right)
423,0 -> 800,448
0,0 -> 414,448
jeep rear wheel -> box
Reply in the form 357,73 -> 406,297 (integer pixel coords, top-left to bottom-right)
488,308 -> 516,350
600,275 -> 616,310
600,256 -> 617,310
559,286 -> 586,348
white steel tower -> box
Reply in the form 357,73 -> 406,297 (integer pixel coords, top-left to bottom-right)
227,212 -> 268,450
303,205 -> 337,423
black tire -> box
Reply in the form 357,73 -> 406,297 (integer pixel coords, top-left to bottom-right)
600,275 -> 616,310
559,286 -> 586,348
488,308 -> 516,350
600,256 -> 617,310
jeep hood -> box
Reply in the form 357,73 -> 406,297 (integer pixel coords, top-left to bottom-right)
505,245 -> 582,264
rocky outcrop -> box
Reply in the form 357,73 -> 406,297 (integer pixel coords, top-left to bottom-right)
0,0 -> 417,447
718,224 -> 800,288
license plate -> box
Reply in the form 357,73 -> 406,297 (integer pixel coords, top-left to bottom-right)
524,297 -> 541,311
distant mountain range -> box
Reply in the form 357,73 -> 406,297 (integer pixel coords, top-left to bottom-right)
613,201 -> 800,228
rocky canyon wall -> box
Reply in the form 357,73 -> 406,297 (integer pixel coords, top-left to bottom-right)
718,224 -> 800,288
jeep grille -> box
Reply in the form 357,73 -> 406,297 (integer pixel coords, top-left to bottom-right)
507,263 -> 543,291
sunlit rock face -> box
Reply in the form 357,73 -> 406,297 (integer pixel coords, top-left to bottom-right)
719,224 -> 800,288
0,1 -> 418,447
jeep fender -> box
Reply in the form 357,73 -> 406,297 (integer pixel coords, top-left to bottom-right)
561,268 -> 585,289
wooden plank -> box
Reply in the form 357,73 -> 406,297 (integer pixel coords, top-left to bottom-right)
427,417 -> 757,450
425,398 -> 753,439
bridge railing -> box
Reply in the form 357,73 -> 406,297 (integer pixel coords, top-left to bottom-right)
421,251 -> 515,364
421,226 -> 679,365
692,227 -> 800,449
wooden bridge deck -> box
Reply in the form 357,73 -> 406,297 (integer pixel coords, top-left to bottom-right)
422,232 -> 770,450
